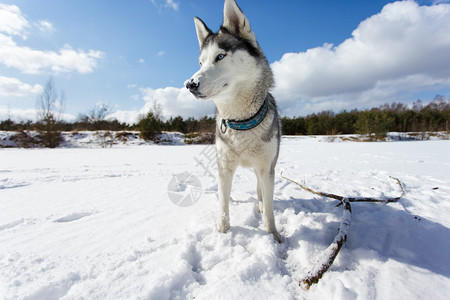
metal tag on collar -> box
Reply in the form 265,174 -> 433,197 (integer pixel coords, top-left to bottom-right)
220,119 -> 228,134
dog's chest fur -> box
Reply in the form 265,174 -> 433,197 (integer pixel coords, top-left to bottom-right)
215,105 -> 280,169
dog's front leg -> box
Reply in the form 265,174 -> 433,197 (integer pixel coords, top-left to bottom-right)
257,168 -> 283,243
257,177 -> 264,214
217,165 -> 236,233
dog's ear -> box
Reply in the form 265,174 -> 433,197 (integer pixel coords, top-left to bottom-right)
222,0 -> 256,43
194,17 -> 212,48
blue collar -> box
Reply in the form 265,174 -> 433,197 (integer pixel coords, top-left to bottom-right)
220,96 -> 269,133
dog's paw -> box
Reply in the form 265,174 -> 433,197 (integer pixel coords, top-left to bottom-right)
272,231 -> 283,243
217,215 -> 230,233
218,222 -> 230,233
258,202 -> 264,214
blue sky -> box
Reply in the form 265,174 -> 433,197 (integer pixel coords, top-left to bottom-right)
1,0 -> 449,123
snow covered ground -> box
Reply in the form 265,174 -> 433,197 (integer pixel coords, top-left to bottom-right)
0,136 -> 449,299
1,130 -> 447,149
0,131 -> 186,148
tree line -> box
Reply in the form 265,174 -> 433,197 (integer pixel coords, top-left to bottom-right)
2,97 -> 448,140
2,97 -> 449,139
0,108 -> 215,139
282,96 -> 449,139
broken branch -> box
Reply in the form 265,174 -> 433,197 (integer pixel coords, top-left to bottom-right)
281,174 -> 405,206
280,172 -> 406,289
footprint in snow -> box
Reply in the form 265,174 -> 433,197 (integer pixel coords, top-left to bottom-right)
0,219 -> 24,231
54,211 -> 96,223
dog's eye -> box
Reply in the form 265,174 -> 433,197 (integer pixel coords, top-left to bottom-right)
215,54 -> 226,62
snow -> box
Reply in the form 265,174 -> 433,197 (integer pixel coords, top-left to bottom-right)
1,136 -> 449,299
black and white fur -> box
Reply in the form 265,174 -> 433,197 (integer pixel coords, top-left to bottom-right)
185,0 -> 282,243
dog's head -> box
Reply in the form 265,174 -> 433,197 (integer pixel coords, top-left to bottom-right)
185,0 -> 272,104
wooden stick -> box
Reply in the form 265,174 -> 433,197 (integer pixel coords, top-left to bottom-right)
280,172 -> 406,289
281,173 -> 405,205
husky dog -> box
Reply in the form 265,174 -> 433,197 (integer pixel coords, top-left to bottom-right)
185,0 -> 282,243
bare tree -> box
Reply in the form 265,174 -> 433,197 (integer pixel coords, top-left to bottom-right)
36,78 -> 65,148
151,98 -> 162,121
77,102 -> 113,130
88,103 -> 111,123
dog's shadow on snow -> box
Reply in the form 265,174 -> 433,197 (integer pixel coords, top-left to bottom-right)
274,197 -> 450,279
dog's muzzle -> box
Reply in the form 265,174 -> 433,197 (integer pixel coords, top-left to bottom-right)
185,78 -> 200,94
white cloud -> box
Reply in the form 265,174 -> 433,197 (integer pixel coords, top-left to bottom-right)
137,58 -> 145,64
0,34 -> 104,74
0,106 -> 36,121
0,4 -> 29,39
109,86 -> 215,124
107,110 -> 141,125
36,20 -> 54,34
0,76 -> 43,97
139,86 -> 215,119
0,4 -> 103,75
271,1 -> 450,115
150,0 -> 179,11
165,0 -> 179,11
0,4 -> 54,37
158,51 -> 165,56
0,105 -> 76,122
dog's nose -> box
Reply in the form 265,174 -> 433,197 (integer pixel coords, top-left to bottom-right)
185,78 -> 199,93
